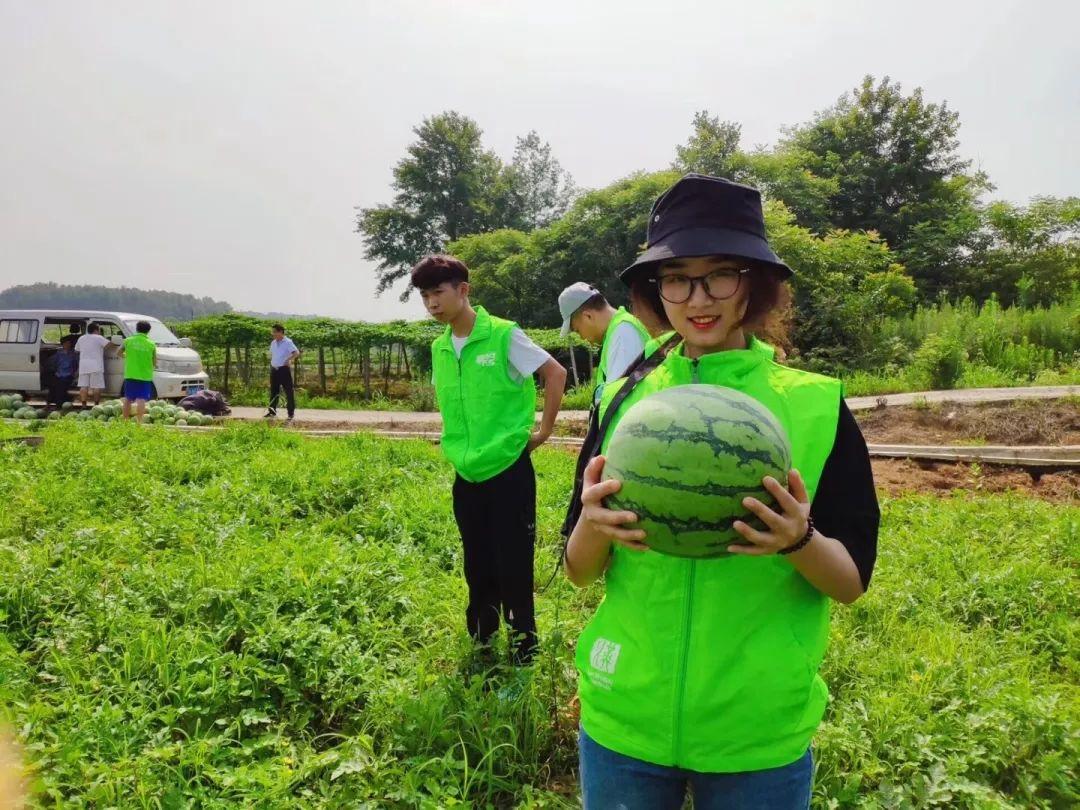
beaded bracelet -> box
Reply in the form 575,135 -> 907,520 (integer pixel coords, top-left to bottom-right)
779,515 -> 815,555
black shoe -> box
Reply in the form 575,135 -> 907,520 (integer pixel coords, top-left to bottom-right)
263,410 -> 276,418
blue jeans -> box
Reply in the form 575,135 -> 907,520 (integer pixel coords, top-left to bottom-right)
579,727 -> 813,810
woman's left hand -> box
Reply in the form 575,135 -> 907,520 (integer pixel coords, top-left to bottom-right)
730,469 -> 811,555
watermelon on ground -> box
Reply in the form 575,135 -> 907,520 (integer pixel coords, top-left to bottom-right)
61,401 -> 73,412
602,384 -> 792,559
48,411 -> 63,421
0,396 -> 11,409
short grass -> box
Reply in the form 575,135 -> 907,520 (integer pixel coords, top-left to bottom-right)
0,424 -> 1076,807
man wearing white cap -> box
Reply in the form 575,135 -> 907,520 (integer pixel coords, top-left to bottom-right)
558,282 -> 650,403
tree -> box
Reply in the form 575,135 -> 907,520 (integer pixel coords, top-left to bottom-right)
0,283 -> 232,319
971,196 -> 1080,306
501,131 -> 576,231
779,75 -> 991,297
356,112 -> 505,298
452,171 -> 682,327
672,112 -> 750,180
357,114 -> 575,300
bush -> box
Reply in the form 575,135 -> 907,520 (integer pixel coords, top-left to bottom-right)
911,333 -> 967,390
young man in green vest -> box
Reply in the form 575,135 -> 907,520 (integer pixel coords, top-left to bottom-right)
558,282 -> 651,404
118,321 -> 156,424
413,254 -> 567,665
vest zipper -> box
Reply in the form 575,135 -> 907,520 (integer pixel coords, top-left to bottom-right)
691,358 -> 700,383
671,559 -> 696,764
457,351 -> 470,465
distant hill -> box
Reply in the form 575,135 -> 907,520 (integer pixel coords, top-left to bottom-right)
0,283 -> 233,320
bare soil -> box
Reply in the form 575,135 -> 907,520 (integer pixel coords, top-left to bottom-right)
870,458 -> 1078,502
855,399 -> 1080,446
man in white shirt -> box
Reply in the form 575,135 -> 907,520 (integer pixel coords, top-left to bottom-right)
74,323 -> 114,406
266,324 -> 300,421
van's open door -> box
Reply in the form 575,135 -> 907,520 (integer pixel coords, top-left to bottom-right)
0,317 -> 42,392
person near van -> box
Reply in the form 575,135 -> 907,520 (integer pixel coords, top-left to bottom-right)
119,321 -> 156,423
46,335 -> 78,407
265,324 -> 300,422
413,254 -> 567,666
75,323 -> 113,406
558,282 -> 650,404
564,174 -> 879,808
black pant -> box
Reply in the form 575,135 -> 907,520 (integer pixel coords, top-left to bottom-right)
48,374 -> 74,407
452,451 -> 538,664
269,366 -> 295,416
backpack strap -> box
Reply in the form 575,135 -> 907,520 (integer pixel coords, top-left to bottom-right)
539,333 -> 680,593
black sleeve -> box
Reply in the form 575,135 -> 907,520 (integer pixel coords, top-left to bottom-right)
809,401 -> 880,591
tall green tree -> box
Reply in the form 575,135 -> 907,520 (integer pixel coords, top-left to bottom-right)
356,112 -> 505,297
357,114 -> 575,299
780,75 -> 991,297
501,131 -> 577,231
672,112 -> 750,180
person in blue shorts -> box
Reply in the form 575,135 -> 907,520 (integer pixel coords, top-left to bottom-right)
119,321 -> 157,423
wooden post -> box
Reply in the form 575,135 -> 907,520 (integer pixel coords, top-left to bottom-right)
243,345 -> 251,385
318,347 -> 327,393
223,345 -> 231,393
363,344 -> 372,399
568,343 -> 580,388
587,349 -> 594,382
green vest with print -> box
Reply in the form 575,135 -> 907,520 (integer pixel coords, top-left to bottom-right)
432,307 -> 536,483
123,334 -> 156,382
577,336 -> 843,773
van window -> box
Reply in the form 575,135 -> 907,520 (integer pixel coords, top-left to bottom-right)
41,321 -> 86,345
91,322 -> 125,340
0,319 -> 39,344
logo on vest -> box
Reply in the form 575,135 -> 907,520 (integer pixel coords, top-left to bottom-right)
475,352 -> 497,367
588,638 -> 621,689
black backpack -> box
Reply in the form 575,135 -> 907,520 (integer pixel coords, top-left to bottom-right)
179,389 -> 232,416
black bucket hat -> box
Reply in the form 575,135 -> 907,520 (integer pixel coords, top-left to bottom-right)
620,173 -> 792,284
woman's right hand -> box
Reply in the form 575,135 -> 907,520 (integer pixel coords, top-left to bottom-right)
580,455 -> 649,551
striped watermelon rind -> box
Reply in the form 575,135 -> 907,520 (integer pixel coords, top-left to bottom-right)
602,384 -> 792,558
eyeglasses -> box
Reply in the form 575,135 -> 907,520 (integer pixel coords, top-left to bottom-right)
652,268 -> 750,304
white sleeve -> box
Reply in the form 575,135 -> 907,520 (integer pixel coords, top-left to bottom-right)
603,322 -> 648,381
507,328 -> 552,383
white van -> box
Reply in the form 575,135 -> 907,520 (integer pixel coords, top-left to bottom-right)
0,310 -> 210,400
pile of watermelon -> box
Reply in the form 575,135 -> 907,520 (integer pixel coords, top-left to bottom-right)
145,400 -> 214,427
0,395 -> 215,427
602,384 -> 792,559
0,394 -> 46,420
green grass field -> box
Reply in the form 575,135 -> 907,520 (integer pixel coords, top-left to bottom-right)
0,424 -> 1076,807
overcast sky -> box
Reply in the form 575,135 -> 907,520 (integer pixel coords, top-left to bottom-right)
1,1 -> 1076,321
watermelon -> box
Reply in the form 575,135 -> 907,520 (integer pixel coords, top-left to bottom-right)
0,410 -> 11,419
602,384 -> 792,559
61,401 -> 73,412
175,418 -> 188,427
0,396 -> 11,409
48,411 -> 63,421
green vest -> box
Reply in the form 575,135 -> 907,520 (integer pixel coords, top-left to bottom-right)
596,307 -> 651,390
123,334 -> 156,382
431,307 -> 536,483
577,336 -> 843,773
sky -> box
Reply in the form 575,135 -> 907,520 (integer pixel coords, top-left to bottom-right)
1,0 -> 1076,321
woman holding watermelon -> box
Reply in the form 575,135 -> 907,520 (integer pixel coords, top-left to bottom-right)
564,174 -> 880,809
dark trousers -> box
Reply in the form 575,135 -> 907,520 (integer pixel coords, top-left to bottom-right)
48,374 -> 74,407
269,366 -> 295,416
452,451 -> 538,664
